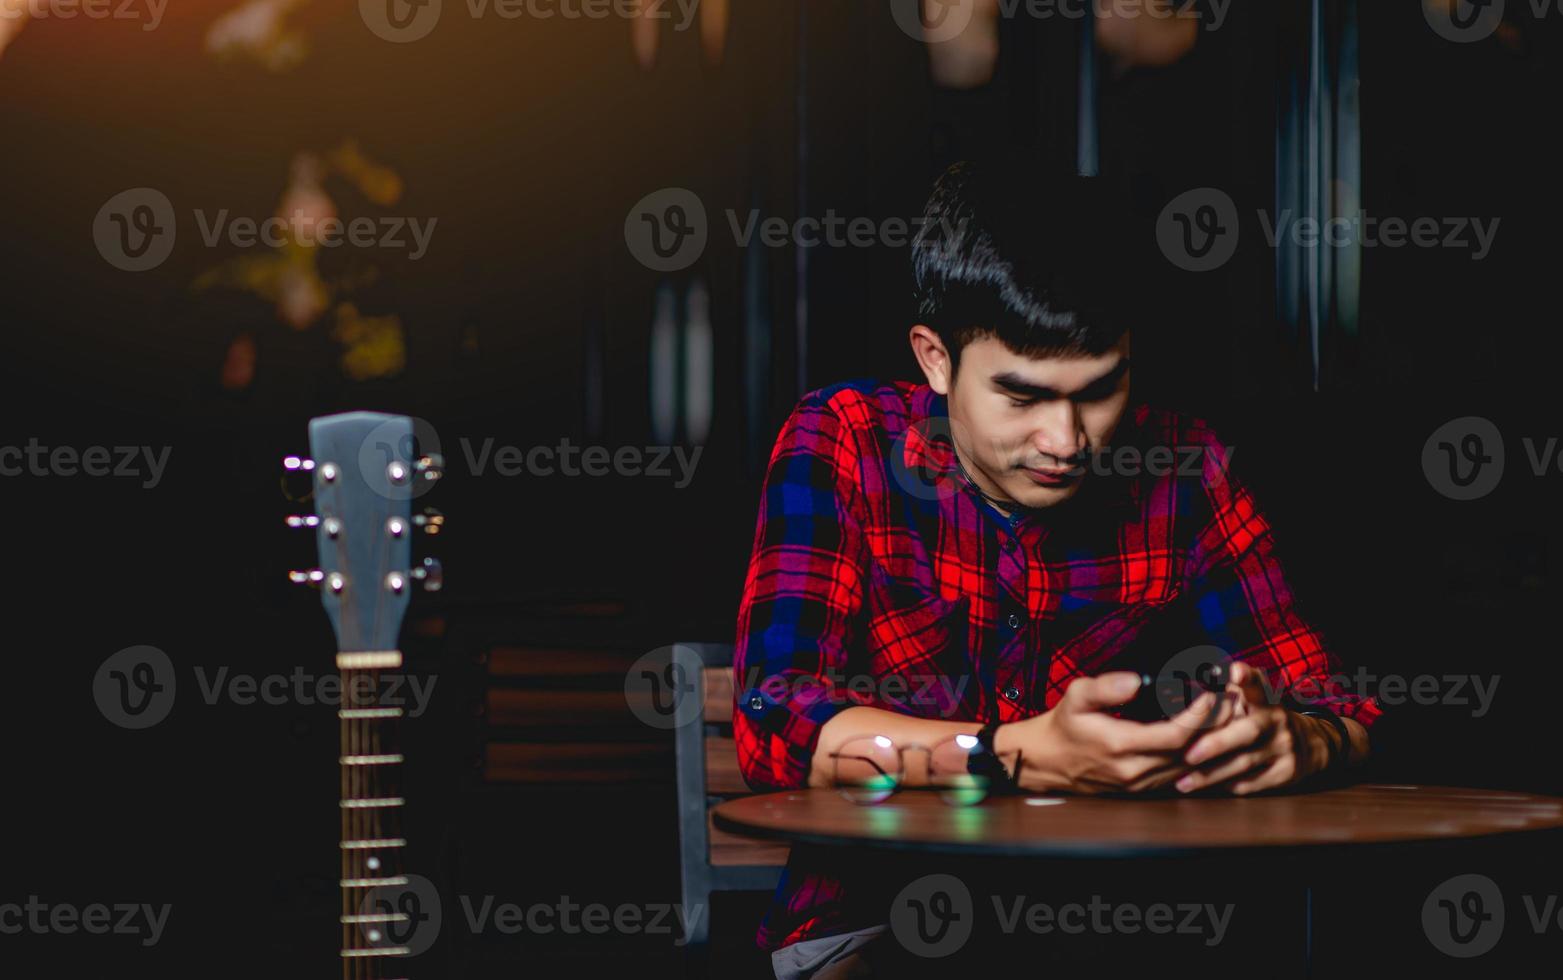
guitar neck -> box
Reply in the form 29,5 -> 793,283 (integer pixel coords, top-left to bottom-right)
337,651 -> 410,980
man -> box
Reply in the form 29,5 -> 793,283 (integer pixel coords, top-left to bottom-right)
733,161 -> 1381,977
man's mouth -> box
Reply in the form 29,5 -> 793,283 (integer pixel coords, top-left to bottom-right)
1021,464 -> 1083,487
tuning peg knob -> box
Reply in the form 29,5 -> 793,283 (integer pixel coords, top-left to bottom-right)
413,508 -> 445,535
415,453 -> 444,483
287,515 -> 342,537
410,556 -> 443,592
289,569 -> 346,593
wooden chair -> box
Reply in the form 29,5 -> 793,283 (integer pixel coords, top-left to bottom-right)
673,642 -> 789,947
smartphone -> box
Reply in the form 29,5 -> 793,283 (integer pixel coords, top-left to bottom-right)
1117,660 -> 1230,722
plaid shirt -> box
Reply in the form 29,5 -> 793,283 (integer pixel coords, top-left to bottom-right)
733,379 -> 1382,950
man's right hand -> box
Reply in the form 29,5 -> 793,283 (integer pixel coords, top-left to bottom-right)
994,671 -> 1233,794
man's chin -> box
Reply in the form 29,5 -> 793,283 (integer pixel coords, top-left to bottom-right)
1009,475 -> 1085,509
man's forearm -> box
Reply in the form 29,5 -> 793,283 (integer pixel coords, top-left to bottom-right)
808,707 -> 984,789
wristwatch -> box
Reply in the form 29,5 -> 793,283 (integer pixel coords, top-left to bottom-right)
1298,709 -> 1351,773
972,720 -> 1022,792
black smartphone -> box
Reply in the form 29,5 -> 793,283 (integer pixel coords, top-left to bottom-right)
1118,660 -> 1230,722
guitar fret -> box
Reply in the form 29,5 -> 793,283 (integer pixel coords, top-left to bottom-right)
339,707 -> 404,719
336,651 -> 403,670
340,946 -> 411,957
340,797 -> 405,809
341,913 -> 410,924
340,754 -> 405,765
340,875 -> 409,888
341,838 -> 407,849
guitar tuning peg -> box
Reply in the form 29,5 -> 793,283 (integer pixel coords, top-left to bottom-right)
410,556 -> 443,592
288,568 -> 345,593
385,558 -> 441,595
414,453 -> 444,483
286,515 -> 343,537
413,508 -> 445,535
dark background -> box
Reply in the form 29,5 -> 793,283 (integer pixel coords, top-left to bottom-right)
0,1 -> 1559,975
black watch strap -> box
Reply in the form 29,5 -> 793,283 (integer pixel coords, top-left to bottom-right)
1299,709 -> 1351,773
971,721 -> 1020,792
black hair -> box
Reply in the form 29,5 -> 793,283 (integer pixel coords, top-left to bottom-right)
911,159 -> 1129,373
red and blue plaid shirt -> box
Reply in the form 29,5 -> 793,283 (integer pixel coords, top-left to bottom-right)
733,379 -> 1382,950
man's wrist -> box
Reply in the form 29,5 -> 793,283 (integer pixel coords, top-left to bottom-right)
1297,710 -> 1346,777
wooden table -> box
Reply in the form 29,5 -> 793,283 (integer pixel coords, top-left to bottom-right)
713,783 -> 1563,857
714,784 -> 1563,972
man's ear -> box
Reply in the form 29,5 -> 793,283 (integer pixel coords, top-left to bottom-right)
909,325 -> 954,395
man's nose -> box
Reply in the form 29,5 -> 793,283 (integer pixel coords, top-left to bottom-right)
1032,402 -> 1084,461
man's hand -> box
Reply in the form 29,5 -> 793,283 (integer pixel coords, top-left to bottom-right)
995,671 -> 1224,794
1174,661 -> 1337,795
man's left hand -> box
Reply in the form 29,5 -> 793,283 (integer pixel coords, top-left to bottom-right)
1174,661 -> 1335,795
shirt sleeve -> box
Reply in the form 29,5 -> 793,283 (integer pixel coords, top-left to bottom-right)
1183,425 -> 1383,730
733,393 -> 876,791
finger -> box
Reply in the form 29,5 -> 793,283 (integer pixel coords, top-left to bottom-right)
1166,688 -> 1238,738
1227,661 -> 1276,710
1065,671 -> 1143,712
1184,714 -> 1266,766
1176,748 -> 1270,793
1119,754 -> 1197,791
1229,758 -> 1294,796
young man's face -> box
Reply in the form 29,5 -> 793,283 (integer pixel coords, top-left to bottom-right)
912,327 -> 1132,511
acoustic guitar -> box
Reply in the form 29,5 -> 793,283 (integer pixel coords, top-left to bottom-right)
288,411 -> 443,977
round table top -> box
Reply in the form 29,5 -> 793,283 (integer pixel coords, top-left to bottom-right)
711,783 -> 1563,858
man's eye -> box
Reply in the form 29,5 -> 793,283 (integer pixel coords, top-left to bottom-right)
1006,398 -> 1034,409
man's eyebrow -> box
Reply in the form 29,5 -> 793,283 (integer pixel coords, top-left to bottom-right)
990,356 -> 1131,399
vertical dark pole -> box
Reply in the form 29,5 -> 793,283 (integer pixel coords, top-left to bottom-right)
1077,1 -> 1099,176
1306,0 -> 1326,391
794,0 -> 810,397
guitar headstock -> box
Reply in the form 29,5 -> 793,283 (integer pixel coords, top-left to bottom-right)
287,412 -> 443,653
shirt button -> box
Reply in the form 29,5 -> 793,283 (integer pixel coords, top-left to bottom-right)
1006,612 -> 1023,629
1002,687 -> 1021,702
748,695 -> 764,711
